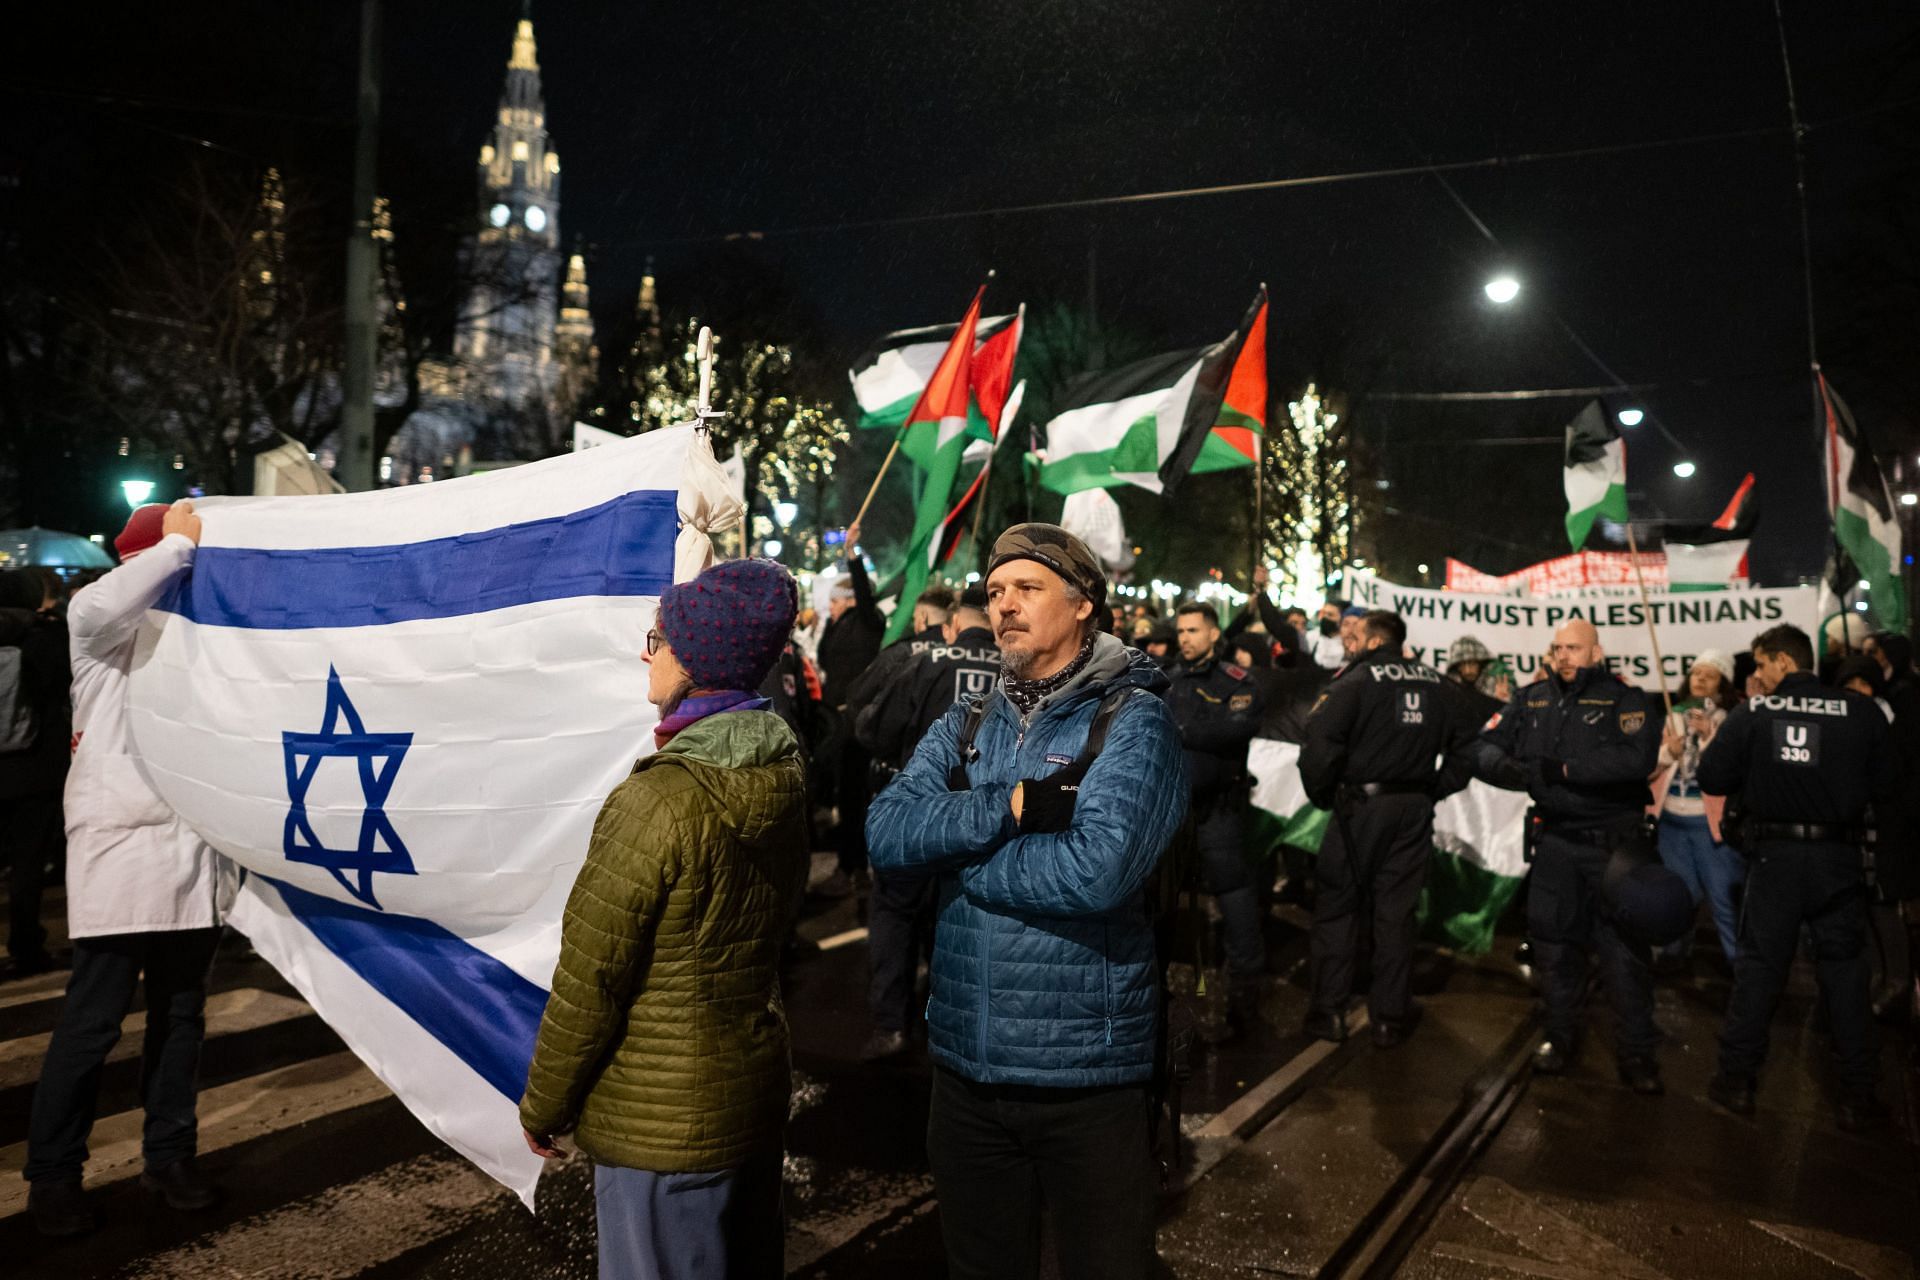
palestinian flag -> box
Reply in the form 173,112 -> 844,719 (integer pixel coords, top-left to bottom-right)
1663,473 -> 1756,591
1820,374 -> 1907,633
1563,399 -> 1628,549
1244,738 -> 1530,957
1035,288 -> 1268,497
850,313 -> 1017,468
883,290 -> 1024,644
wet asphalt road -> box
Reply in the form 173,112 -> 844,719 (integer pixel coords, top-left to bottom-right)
3,865 -> 1916,1278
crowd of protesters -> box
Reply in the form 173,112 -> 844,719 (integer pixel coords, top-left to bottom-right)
6,506 -> 1919,1279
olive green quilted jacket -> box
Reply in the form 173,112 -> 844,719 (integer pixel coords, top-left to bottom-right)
519,709 -> 809,1171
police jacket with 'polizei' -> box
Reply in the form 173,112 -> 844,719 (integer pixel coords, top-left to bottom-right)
1697,671 -> 1900,825
853,626 -> 1000,771
1299,648 -> 1478,811
1472,664 -> 1662,827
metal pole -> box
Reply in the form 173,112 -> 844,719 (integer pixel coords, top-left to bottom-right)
337,0 -> 382,492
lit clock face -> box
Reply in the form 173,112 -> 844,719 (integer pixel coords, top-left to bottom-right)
524,205 -> 548,233
488,203 -> 510,228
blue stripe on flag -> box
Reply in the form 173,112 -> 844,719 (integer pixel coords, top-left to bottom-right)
265,876 -> 547,1102
158,489 -> 678,629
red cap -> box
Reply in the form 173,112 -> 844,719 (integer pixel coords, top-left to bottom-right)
115,504 -> 171,561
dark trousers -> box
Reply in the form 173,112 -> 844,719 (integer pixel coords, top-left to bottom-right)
927,1067 -> 1157,1280
867,870 -> 936,1033
1529,828 -> 1659,1061
1195,797 -> 1263,981
1719,842 -> 1877,1094
24,927 -> 223,1183
832,730 -> 871,878
1311,793 -> 1432,1026
3,791 -> 62,961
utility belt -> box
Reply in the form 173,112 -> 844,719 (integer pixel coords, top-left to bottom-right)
1744,821 -> 1871,846
1523,810 -> 1647,863
1333,780 -> 1431,812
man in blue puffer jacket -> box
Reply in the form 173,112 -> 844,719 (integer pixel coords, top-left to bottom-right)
869,523 -> 1189,1280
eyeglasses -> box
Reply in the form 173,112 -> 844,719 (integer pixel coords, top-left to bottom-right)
646,628 -> 664,657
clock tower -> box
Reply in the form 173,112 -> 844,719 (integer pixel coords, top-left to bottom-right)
454,9 -> 564,403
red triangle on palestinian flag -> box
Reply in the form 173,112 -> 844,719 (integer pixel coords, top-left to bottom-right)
1212,291 -> 1268,461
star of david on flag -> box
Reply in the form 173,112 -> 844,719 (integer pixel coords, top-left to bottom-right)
283,666 -> 414,909
124,424 -> 739,1206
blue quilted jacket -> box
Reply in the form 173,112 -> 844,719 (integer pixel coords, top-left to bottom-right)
867,635 -> 1189,1087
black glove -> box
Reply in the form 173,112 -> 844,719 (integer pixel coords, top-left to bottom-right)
1018,775 -> 1082,833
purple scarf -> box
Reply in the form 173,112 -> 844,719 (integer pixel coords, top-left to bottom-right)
654,689 -> 770,749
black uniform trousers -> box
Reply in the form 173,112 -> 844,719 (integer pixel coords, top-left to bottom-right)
1195,793 -> 1263,981
1311,792 -> 1432,1026
867,870 -> 936,1033
927,1067 -> 1157,1280
830,719 -> 872,878
1719,841 -> 1877,1095
25,927 -> 223,1183
3,791 -> 63,962
1529,826 -> 1659,1061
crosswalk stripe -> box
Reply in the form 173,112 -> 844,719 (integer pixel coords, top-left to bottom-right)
0,1049 -> 387,1218
117,1150 -> 511,1280
0,969 -> 74,1012
0,988 -> 312,1091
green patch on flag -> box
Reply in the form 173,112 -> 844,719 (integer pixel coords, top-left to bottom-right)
1416,849 -> 1525,956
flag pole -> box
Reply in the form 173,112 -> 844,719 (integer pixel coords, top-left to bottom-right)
850,435 -> 903,531
1251,429 -> 1265,594
849,272 -> 995,533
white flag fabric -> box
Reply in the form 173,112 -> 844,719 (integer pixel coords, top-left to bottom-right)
126,425 -> 736,1207
1058,487 -> 1135,573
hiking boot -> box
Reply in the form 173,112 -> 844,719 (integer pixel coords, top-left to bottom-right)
29,1179 -> 94,1238
1836,1094 -> 1890,1135
1531,1038 -> 1571,1074
858,1029 -> 910,1062
141,1158 -> 221,1211
1617,1057 -> 1664,1096
1708,1073 -> 1756,1117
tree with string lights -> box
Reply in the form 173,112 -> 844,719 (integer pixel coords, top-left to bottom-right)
1262,384 -> 1358,609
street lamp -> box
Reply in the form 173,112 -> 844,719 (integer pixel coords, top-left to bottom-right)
1672,461 -> 1697,479
1901,493 -> 1917,507
1483,275 -> 1520,305
1617,408 -> 1645,427
772,501 -> 798,528
121,479 -> 156,509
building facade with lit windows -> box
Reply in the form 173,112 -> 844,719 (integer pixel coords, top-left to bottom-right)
391,13 -> 595,484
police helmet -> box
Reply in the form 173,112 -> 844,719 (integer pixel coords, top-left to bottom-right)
1604,861 -> 1695,948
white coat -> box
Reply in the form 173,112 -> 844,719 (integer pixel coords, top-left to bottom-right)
64,533 -> 232,938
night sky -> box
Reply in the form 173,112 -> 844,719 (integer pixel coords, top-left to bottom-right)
10,2 -> 1920,582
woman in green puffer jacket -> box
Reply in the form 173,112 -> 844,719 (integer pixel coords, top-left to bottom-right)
520,557 -> 809,1280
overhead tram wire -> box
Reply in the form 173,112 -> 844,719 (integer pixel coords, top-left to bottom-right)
1771,0 -> 1823,443
1414,162 -> 1692,455
609,99 -> 1920,252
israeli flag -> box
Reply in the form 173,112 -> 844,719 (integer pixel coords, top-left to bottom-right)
127,426 -> 741,1206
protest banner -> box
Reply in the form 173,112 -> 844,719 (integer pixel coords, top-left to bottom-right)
1346,574 -> 1819,689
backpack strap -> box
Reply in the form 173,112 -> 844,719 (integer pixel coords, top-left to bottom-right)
946,697 -> 992,791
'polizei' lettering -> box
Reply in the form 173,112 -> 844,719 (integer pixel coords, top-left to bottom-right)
1365,663 -> 1440,684
1748,694 -> 1849,716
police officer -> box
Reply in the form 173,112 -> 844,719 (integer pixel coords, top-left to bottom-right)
853,588 -> 1000,1060
1698,623 -> 1899,1130
1299,610 -> 1477,1047
1165,600 -> 1267,1035
1473,619 -> 1666,1092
